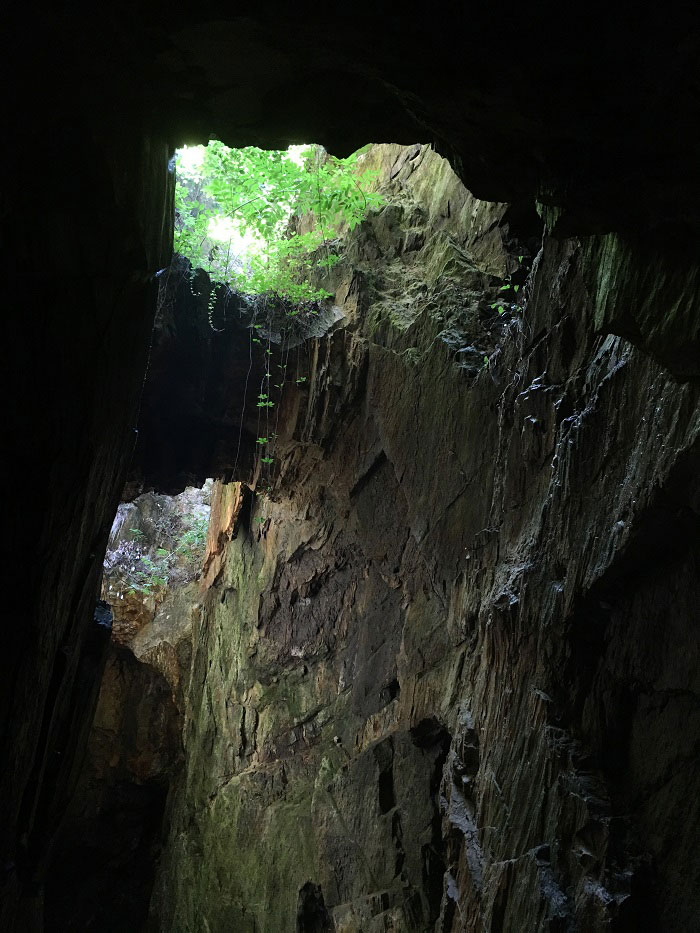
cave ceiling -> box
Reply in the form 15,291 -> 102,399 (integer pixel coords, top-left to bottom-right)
12,8 -> 700,235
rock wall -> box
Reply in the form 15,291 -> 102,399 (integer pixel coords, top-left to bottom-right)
45,488 -> 210,930
145,147 -> 699,930
1,124 -> 173,929
5,11 -> 700,931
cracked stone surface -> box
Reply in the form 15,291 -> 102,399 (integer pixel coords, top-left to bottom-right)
7,14 -> 700,929
133,148 -> 699,931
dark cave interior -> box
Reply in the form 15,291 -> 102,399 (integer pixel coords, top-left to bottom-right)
2,8 -> 700,932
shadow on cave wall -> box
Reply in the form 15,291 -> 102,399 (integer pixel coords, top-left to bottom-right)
4,10 -> 700,932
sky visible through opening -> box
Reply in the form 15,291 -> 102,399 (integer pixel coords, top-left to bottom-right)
174,140 -> 382,304
175,143 -> 310,269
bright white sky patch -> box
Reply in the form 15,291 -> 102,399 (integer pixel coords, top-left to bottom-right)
177,144 -> 206,176
207,215 -> 261,258
207,216 -> 237,241
175,141 -> 314,264
287,144 -> 311,167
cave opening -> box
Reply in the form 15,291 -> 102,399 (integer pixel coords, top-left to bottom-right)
171,138 -> 383,306
6,12 -> 700,933
44,136 -> 561,931
19,121 -> 700,933
49,139 -> 499,931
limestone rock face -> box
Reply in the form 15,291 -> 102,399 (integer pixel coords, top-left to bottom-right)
136,148 -> 699,931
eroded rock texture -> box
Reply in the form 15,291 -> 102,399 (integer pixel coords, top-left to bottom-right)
139,147 -> 699,931
4,10 -> 700,932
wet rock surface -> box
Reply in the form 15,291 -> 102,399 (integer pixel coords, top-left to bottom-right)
5,12 -> 700,929
139,148 -> 698,931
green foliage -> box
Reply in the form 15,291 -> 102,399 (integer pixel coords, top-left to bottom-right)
175,515 -> 209,563
491,255 -> 531,319
119,513 -> 210,597
124,535 -> 175,595
174,142 -> 382,303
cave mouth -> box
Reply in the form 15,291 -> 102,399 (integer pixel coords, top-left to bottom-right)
46,140 -> 519,932
173,141 -> 313,281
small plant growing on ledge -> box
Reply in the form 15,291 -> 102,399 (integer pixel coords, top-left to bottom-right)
175,515 -> 209,564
